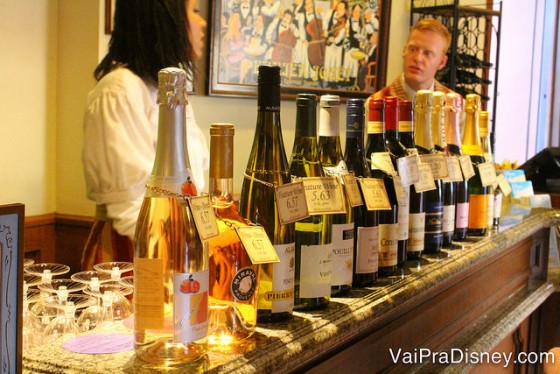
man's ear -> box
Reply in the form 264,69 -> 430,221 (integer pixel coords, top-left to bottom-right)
437,54 -> 448,70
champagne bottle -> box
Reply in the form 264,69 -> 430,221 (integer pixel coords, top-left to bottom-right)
462,94 -> 489,236
415,90 -> 443,253
344,98 -> 378,286
399,100 -> 425,259
318,95 -> 353,296
239,65 -> 295,323
207,123 -> 258,346
433,92 -> 455,247
365,98 -> 398,276
289,94 -> 332,310
134,68 -> 208,366
383,97 -> 409,265
479,111 -> 496,229
445,93 -> 469,241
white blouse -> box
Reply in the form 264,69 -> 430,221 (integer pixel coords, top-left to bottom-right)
82,67 -> 209,239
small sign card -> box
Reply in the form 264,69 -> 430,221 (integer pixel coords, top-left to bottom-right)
359,178 -> 391,211
420,153 -> 449,180
414,163 -> 437,193
397,154 -> 420,186
497,173 -> 512,196
187,196 -> 220,241
371,152 -> 396,176
446,156 -> 464,182
235,226 -> 280,264
393,175 -> 406,206
301,177 -> 346,215
478,162 -> 498,187
459,155 -> 476,181
342,172 -> 364,207
274,181 -> 309,225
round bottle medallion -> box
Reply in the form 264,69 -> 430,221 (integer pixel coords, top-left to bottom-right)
231,267 -> 257,301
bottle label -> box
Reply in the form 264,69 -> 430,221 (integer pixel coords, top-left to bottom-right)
367,120 -> 384,134
231,267 -> 257,301
330,223 -> 354,286
446,157 -> 464,182
397,154 -> 420,186
173,270 -> 209,343
356,226 -> 379,273
378,223 -> 398,267
134,257 -> 165,330
397,185 -> 410,241
468,194 -> 489,229
261,243 -> 295,313
342,173 -> 364,207
442,204 -> 456,233
455,202 -> 469,229
425,201 -> 443,247
319,107 -> 339,137
493,192 -> 503,220
408,213 -> 425,252
323,160 -> 348,178
299,244 -> 333,298
398,121 -> 413,133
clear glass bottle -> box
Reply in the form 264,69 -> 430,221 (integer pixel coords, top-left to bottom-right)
415,90 -> 443,253
399,100 -> 425,260
344,98 -> 378,287
134,68 -> 208,366
365,98 -> 398,276
289,93 -> 332,310
239,65 -> 295,323
479,111 -> 498,229
318,95 -> 353,296
462,94 -> 489,236
207,123 -> 258,347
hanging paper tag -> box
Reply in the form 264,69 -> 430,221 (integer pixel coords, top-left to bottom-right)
274,181 -> 309,225
446,156 -> 464,182
414,163 -> 437,193
420,153 -> 449,180
497,173 -> 512,196
478,162 -> 497,187
342,172 -> 364,207
371,152 -> 396,176
234,226 -> 280,264
323,160 -> 348,177
459,155 -> 476,180
187,196 -> 220,241
397,154 -> 420,186
393,175 -> 405,206
359,178 -> 391,211
301,177 -> 346,215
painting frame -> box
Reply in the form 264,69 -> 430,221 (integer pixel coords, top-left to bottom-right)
0,203 -> 24,374
208,0 -> 391,99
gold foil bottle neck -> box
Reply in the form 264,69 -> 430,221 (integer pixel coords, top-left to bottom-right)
157,67 -> 189,106
465,94 -> 481,113
445,93 -> 462,112
433,91 -> 445,109
479,111 -> 489,136
210,123 -> 235,179
415,90 -> 433,109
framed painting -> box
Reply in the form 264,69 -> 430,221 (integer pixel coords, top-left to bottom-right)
0,203 -> 24,374
208,0 -> 391,98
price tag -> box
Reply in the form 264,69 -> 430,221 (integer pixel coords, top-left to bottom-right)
234,226 -> 280,264
478,162 -> 497,187
359,178 -> 391,211
371,152 -> 396,176
446,156 -> 464,182
459,155 -> 476,181
187,196 -> 220,241
393,175 -> 406,206
497,173 -> 512,196
302,177 -> 346,215
420,153 -> 449,180
397,154 -> 420,186
274,181 -> 309,225
342,172 -> 364,207
414,163 -> 437,193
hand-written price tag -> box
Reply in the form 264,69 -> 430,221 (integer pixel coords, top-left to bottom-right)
414,163 -> 437,193
274,181 -> 309,225
446,156 -> 464,182
478,162 -> 497,187
342,172 -> 364,207
359,178 -> 391,211
187,196 -> 220,241
302,177 -> 346,215
420,153 -> 449,180
497,173 -> 512,196
234,226 -> 280,264
459,155 -> 476,181
371,152 -> 396,176
397,154 -> 420,186
393,176 -> 406,206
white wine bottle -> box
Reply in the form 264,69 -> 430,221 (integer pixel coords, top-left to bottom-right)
134,67 -> 208,367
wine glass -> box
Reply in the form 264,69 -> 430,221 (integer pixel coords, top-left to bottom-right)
24,258 -> 35,268
43,302 -> 80,344
38,279 -> 87,304
93,261 -> 133,282
84,284 -> 133,322
22,297 -> 44,352
71,271 -> 113,332
120,276 -> 134,290
24,263 -> 70,284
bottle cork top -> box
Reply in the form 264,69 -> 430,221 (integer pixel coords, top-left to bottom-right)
415,90 -> 433,108
210,122 -> 235,136
465,94 -> 481,112
445,93 -> 462,111
433,91 -> 445,107
320,94 -> 340,107
157,67 -> 188,106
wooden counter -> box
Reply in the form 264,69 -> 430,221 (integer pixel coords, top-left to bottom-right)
23,209 -> 560,373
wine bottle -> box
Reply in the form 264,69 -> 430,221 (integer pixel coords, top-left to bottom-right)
462,94 -> 489,236
415,90 -> 443,254
479,111 -> 495,229
134,68 -> 208,366
365,98 -> 398,276
445,93 -> 469,241
399,100 -> 425,259
289,93 -> 332,310
433,92 -> 455,247
318,95 -> 353,296
383,97 -> 409,265
239,65 -> 295,323
344,98 -> 378,286
207,123 -> 258,346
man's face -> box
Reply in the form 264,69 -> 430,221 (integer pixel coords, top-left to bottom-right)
402,29 -> 448,91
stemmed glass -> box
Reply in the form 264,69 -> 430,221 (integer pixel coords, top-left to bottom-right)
83,284 -> 133,323
43,302 -> 80,344
38,279 -> 87,304
93,261 -> 133,282
24,263 -> 71,284
71,271 -> 112,332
